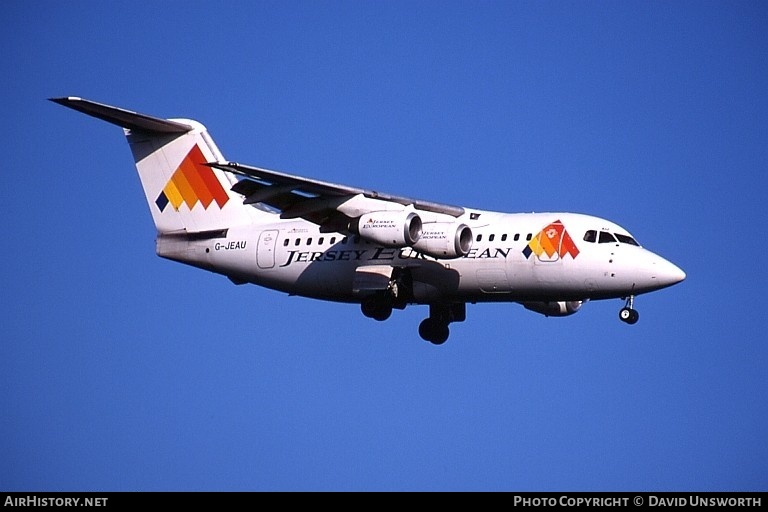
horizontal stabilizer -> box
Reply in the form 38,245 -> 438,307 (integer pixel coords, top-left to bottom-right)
49,97 -> 192,134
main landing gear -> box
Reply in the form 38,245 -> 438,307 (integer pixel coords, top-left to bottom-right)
419,303 -> 466,345
619,295 -> 639,325
360,268 -> 411,322
360,265 -> 464,345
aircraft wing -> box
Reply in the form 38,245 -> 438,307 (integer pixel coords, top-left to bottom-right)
208,161 -> 465,226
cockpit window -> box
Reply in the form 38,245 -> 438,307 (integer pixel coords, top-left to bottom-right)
615,233 -> 639,246
598,231 -> 617,244
583,230 -> 597,243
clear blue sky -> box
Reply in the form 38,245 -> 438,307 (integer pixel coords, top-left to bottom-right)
2,1 -> 766,491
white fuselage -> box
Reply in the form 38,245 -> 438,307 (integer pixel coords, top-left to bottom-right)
158,210 -> 685,305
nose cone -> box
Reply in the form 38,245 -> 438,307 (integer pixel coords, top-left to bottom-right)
653,256 -> 686,288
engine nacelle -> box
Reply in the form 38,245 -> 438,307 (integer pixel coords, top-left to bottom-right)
411,222 -> 473,259
353,210 -> 422,248
522,300 -> 584,317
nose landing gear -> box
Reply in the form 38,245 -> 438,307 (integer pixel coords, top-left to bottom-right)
619,295 -> 639,324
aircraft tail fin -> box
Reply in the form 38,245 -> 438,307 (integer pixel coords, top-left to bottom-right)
50,97 -> 258,234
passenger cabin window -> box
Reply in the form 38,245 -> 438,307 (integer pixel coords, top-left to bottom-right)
501,234 -> 507,241
294,238 -> 301,246
598,231 -> 617,244
307,238 -> 312,245
318,237 -> 324,245
514,234 -> 520,241
526,233 -> 532,241
476,234 -> 482,242
615,233 -> 639,246
283,239 -> 289,247
330,237 -> 337,244
489,234 -> 495,242
583,230 -> 597,243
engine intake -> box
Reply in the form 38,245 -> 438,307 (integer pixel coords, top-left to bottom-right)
412,223 -> 473,259
352,210 -> 422,248
521,300 -> 584,317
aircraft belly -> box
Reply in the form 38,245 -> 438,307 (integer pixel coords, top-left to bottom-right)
410,261 -> 461,301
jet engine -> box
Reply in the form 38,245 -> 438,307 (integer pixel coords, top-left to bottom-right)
352,210 -> 422,248
521,300 -> 584,317
411,222 -> 473,259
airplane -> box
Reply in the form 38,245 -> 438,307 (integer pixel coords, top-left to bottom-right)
51,96 -> 686,344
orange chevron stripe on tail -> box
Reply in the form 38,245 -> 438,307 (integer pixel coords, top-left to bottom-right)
155,145 -> 230,211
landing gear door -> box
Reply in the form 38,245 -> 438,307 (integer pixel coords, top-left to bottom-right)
257,230 -> 279,269
352,265 -> 394,296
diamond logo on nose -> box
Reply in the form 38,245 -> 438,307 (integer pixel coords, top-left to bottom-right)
523,220 -> 580,261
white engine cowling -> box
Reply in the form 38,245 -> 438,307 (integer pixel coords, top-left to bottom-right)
411,222 -> 473,259
354,211 -> 422,248
521,300 -> 584,317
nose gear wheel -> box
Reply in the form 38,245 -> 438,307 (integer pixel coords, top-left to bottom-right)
619,294 -> 639,324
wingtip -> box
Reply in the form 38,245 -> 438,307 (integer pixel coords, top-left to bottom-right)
48,96 -> 81,104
